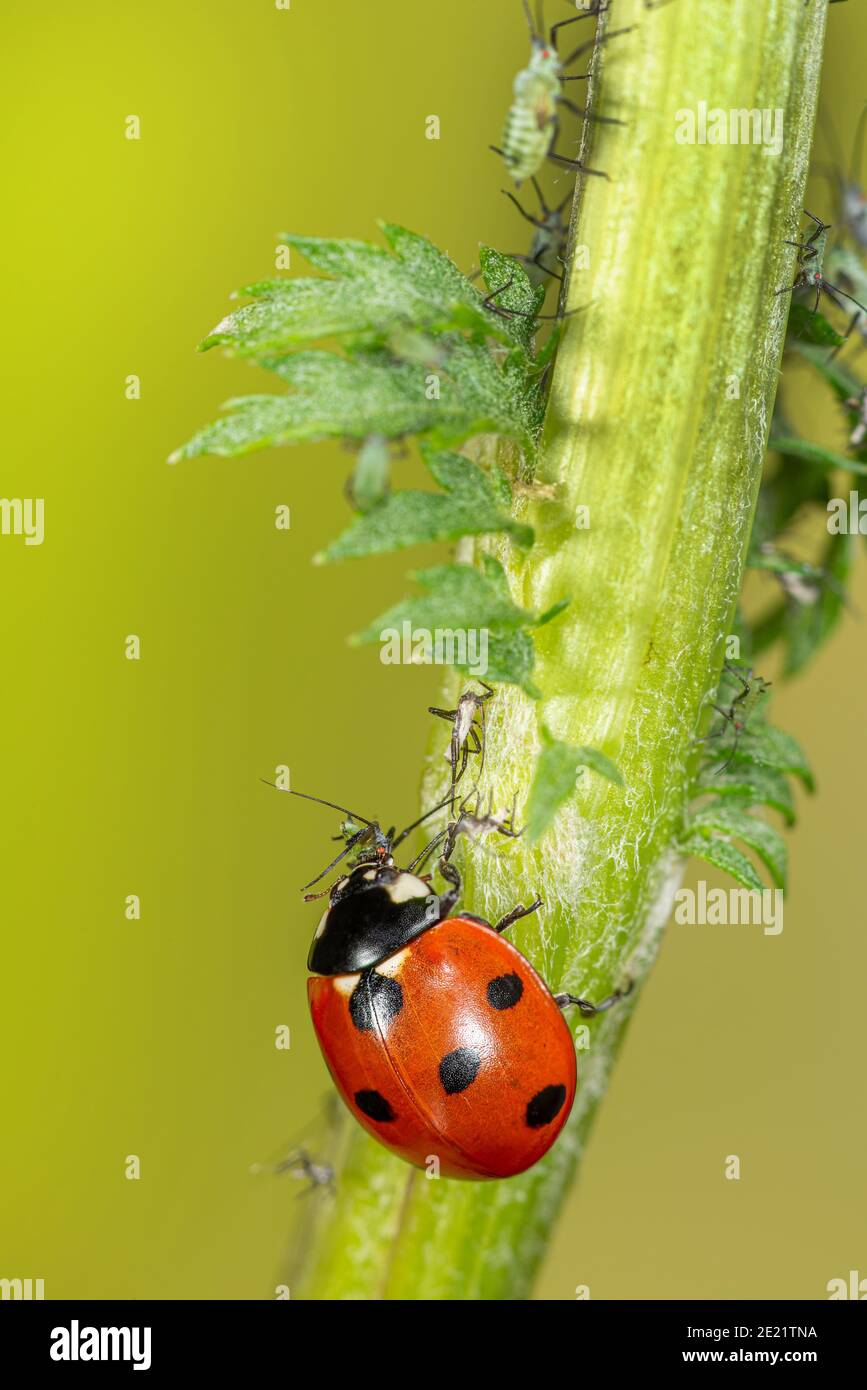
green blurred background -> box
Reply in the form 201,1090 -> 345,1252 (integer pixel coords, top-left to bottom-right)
1,0 -> 864,1300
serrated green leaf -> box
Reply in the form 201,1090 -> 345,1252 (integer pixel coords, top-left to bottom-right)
317,448 -> 532,562
478,246 -> 544,353
687,804 -> 787,888
479,552 -> 512,598
476,630 -> 541,697
786,303 -> 845,347
679,831 -> 765,892
488,463 -> 513,510
352,562 -> 567,694
354,563 -> 536,638
170,341 -> 541,462
526,732 -> 623,844
730,723 -> 814,791
692,763 -> 796,825
199,227 -> 530,358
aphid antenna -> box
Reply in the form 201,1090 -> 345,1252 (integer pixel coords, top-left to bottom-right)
825,280 -> 867,318
501,178 -> 588,231
485,276 -> 589,321
407,774 -> 502,876
300,824 -> 380,895
260,779 -> 377,829
502,187 -> 548,230
391,789 -> 461,853
521,0 -> 543,44
407,826 -> 450,876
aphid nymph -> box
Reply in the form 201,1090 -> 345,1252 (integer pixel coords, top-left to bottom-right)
493,1 -> 630,187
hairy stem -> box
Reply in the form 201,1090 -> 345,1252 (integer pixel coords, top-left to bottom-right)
292,0 -> 826,1301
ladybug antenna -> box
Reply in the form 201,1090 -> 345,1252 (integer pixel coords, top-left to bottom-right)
260,780 -> 376,828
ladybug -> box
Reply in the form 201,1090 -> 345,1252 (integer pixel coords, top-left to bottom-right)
295,791 -> 626,1181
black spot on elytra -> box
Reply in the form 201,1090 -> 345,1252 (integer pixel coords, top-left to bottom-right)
526,1083 -> 567,1129
349,971 -> 403,1032
486,972 -> 524,1011
354,1089 -> 396,1123
439,1047 -> 481,1095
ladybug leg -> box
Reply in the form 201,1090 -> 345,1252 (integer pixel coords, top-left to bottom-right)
437,858 -> 462,917
494,897 -> 543,934
554,981 -> 633,1015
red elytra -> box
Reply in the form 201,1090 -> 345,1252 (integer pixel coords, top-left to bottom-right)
308,914 -> 577,1180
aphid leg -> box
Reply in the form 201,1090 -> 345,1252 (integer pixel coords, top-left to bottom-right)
722,659 -> 755,693
300,824 -> 378,894
831,306 -> 864,359
528,248 -> 564,282
255,1148 -> 335,1198
547,147 -> 609,181
561,25 -> 634,71
783,238 -> 819,260
554,981 -> 633,1016
494,897 -> 543,934
559,96 -> 625,128
502,187 -> 547,230
803,209 -> 830,237
549,2 -> 609,43
391,789 -> 462,853
483,275 -> 518,314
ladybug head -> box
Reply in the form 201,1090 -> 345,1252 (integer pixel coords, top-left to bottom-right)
269,783 -> 452,978
308,858 -> 441,974
277,786 -> 447,976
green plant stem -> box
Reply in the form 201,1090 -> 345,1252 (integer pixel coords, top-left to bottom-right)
292,0 -> 827,1300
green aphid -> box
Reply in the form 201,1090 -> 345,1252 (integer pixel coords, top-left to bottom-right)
492,2 -> 628,188
502,177 -> 571,287
704,664 -> 772,775
779,210 -> 867,331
